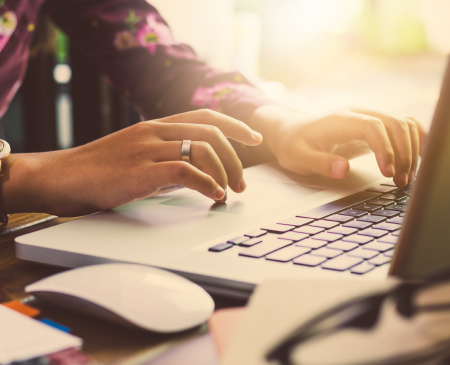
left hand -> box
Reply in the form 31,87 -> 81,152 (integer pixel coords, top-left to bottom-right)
248,105 -> 427,187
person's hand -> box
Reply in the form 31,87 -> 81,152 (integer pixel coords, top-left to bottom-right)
3,110 -> 263,216
249,105 -> 427,187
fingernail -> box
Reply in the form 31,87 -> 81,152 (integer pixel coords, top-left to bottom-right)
215,186 -> 225,199
386,163 -> 395,177
216,191 -> 228,204
239,179 -> 247,192
252,130 -> 263,140
400,172 -> 408,187
332,161 -> 346,179
409,169 -> 415,184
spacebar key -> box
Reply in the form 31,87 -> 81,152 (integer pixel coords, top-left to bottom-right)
297,191 -> 381,220
239,238 -> 292,258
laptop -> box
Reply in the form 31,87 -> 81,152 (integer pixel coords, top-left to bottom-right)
15,58 -> 450,299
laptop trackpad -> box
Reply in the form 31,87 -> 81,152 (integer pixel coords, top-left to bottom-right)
160,179 -> 322,216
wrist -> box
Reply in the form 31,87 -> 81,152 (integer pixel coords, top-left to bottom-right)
2,153 -> 46,214
248,104 -> 306,160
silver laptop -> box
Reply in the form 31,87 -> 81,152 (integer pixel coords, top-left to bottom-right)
15,59 -> 450,299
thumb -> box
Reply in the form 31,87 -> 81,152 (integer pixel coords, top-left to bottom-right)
299,144 -> 350,179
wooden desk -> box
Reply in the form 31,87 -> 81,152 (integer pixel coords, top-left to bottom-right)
0,213 -> 242,364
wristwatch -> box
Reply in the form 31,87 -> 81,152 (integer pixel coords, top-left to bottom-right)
0,139 -> 11,228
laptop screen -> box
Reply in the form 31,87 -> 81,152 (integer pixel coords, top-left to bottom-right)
390,56 -> 450,279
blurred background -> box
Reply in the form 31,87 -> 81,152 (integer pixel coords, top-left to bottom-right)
2,0 -> 448,152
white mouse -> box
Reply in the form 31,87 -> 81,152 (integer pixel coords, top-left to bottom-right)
25,263 -> 215,333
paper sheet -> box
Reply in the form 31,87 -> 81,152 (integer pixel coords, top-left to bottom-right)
0,305 -> 82,365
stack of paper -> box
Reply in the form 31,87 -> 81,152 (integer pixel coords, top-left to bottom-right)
0,305 -> 82,365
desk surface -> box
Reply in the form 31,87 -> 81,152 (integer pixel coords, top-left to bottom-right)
0,213 -> 240,364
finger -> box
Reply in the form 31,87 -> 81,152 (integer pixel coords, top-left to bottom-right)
351,110 -> 426,184
406,118 -> 420,184
353,108 -> 428,153
408,117 -> 427,157
151,140 -> 229,191
382,117 -> 412,187
154,125 -> 246,192
287,141 -> 350,179
156,109 -> 263,146
320,111 -> 396,178
149,161 -> 226,201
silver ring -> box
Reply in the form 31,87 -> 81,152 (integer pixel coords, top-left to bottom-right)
181,140 -> 191,163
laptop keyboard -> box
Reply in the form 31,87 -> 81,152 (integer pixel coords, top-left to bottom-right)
208,182 -> 412,275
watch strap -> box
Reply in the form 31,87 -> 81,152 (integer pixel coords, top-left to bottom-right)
0,140 -> 11,229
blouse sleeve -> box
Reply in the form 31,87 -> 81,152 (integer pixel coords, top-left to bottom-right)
41,0 -> 273,123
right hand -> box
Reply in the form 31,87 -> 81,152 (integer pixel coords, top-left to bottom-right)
3,109 -> 263,217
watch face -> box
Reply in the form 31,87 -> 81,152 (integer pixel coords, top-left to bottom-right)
0,140 -> 10,161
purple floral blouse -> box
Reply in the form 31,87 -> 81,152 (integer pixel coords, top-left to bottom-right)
0,0 -> 272,123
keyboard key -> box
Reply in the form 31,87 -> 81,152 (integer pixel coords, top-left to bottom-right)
369,254 -> 391,266
377,235 -> 398,245
362,241 -> 393,252
366,186 -> 397,193
266,246 -> 311,262
278,232 -> 309,242
295,238 -> 328,249
397,197 -> 409,205
294,226 -> 324,235
311,247 -> 343,258
347,248 -> 378,259
324,215 -> 354,223
384,249 -> 395,257
395,196 -> 408,202
209,243 -> 233,252
381,193 -> 407,201
227,236 -> 248,245
367,198 -> 394,206
295,191 -> 381,219
322,256 -> 363,271
260,223 -> 294,233
239,238 -> 292,258
381,180 -> 396,187
392,231 -> 401,237
244,229 -> 267,238
312,232 -> 343,242
396,186 -> 413,193
327,241 -> 359,251
372,222 -> 401,232
278,217 -> 313,227
371,210 -> 399,218
293,254 -> 327,267
358,228 -> 388,238
357,215 -> 386,224
240,237 -> 263,247
352,203 -> 381,212
400,213 -> 406,217
310,220 -> 339,229
342,234 -> 373,244
328,227 -> 358,236
384,205 -> 407,212
343,221 -> 373,230
351,262 -> 375,274
339,209 -> 367,218
386,217 -> 404,225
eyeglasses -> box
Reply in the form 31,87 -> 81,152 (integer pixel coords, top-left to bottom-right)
266,271 -> 450,365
